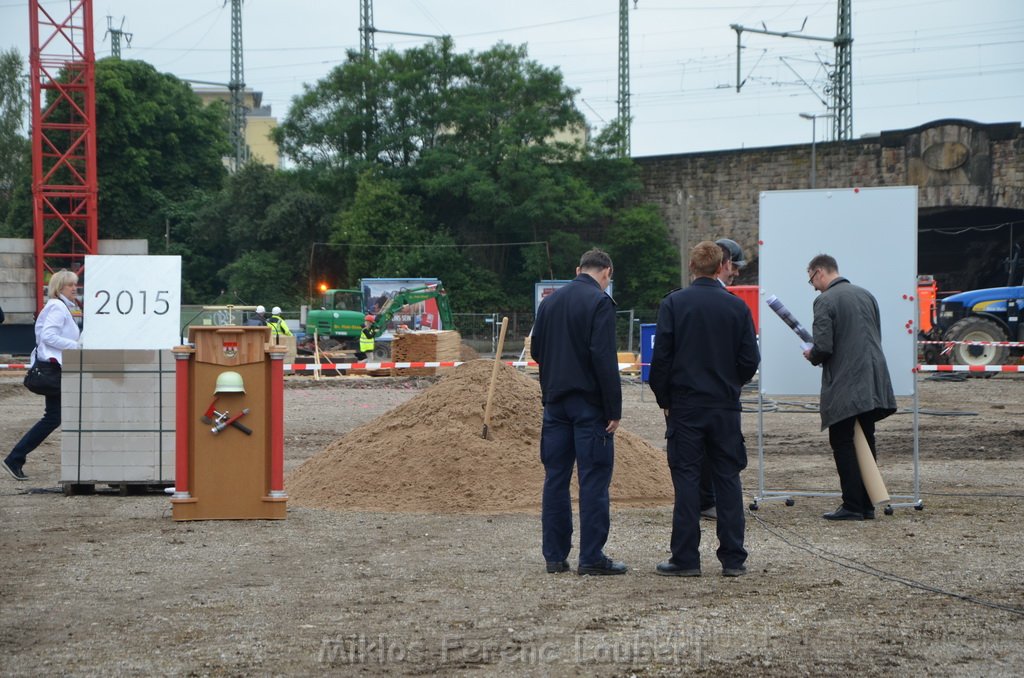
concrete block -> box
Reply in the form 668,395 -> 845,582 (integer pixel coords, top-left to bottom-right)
122,466 -> 152,482
61,466 -> 93,482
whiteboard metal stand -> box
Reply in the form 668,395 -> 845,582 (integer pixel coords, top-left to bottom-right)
887,373 -> 924,513
752,185 -> 924,514
751,387 -> 802,510
751,376 -> 924,514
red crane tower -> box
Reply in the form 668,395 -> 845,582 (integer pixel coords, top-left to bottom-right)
28,0 -> 99,310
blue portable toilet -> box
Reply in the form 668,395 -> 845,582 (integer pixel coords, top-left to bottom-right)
640,323 -> 656,382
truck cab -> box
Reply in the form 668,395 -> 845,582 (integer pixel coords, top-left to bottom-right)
305,288 -> 364,345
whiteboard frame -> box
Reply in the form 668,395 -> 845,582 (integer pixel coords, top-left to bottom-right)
753,186 -> 922,513
758,187 -> 919,397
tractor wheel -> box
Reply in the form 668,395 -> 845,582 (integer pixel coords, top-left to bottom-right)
919,330 -> 943,364
944,317 -> 1009,367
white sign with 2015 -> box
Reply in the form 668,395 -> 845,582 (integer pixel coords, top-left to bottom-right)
81,255 -> 182,350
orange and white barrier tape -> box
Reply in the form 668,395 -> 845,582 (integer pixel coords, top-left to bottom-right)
919,340 -> 1024,347
3,361 -> 1020,373
3,360 -> 624,371
283,360 -> 642,371
914,364 -> 1024,373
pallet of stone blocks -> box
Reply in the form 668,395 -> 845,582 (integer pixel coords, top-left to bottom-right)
60,349 -> 175,493
390,330 -> 461,376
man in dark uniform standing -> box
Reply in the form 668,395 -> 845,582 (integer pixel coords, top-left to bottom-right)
531,249 -> 626,576
649,241 -> 760,577
697,237 -> 749,521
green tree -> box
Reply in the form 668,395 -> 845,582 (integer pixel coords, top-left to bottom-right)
171,163 -> 332,305
93,58 -> 229,244
276,40 -> 679,313
222,250 -> 293,306
164,189 -> 230,303
330,170 -> 428,281
604,204 -> 680,309
0,49 -> 29,230
274,39 -> 466,170
324,171 -> 506,310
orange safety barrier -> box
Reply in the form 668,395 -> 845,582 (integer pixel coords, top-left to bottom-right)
727,285 -> 760,332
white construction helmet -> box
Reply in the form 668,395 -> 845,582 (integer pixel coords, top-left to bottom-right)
255,305 -> 266,314
214,371 -> 246,394
271,306 -> 282,315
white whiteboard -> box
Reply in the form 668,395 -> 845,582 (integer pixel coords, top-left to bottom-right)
82,255 -> 182,350
758,187 -> 918,396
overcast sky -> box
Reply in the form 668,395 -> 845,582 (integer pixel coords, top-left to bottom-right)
3,0 -> 1021,158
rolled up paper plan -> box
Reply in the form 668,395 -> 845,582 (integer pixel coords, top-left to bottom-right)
765,294 -> 814,348
854,419 -> 890,505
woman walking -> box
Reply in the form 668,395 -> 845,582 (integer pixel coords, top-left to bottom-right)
3,270 -> 81,481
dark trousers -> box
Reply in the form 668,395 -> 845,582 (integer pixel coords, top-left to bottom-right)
540,394 -> 614,567
663,411 -> 713,510
6,393 -> 61,468
828,412 -> 878,514
699,450 -> 715,510
666,405 -> 747,570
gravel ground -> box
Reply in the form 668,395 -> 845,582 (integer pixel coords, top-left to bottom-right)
1,369 -> 1022,676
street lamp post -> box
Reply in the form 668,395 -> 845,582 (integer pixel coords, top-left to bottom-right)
799,112 -> 835,189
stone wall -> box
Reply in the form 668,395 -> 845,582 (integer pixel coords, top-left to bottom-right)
0,238 -> 34,324
0,238 -> 149,324
634,119 -> 1024,285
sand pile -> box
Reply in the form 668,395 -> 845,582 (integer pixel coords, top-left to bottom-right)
287,360 -> 673,513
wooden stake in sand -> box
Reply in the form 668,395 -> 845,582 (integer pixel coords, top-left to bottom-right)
481,316 -> 509,440
313,329 -> 322,381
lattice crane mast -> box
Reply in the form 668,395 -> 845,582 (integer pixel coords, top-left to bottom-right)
28,0 -> 99,310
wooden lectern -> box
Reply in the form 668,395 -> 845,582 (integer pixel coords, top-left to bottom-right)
170,326 -> 287,520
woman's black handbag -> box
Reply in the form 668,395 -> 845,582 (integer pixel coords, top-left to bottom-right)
23,360 -> 61,397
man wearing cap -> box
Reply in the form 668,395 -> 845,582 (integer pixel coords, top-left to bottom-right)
716,238 -> 746,286
354,315 -> 376,362
267,307 -> 293,337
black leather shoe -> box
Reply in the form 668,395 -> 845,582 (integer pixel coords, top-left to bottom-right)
823,506 -> 864,521
546,560 -> 570,574
722,565 -> 747,577
863,509 -> 876,520
655,561 -> 700,577
577,557 -> 627,576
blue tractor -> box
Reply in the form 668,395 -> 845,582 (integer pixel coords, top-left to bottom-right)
931,242 -> 1023,366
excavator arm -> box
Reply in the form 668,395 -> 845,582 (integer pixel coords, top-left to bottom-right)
370,283 -> 454,334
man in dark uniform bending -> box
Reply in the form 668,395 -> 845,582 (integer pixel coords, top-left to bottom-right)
530,249 -> 626,576
649,241 -> 760,577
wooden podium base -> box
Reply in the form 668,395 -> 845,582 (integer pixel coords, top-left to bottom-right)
172,494 -> 287,521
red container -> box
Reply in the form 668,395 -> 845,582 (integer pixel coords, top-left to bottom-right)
727,285 -> 760,333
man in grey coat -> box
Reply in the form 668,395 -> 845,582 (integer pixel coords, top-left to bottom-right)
803,254 -> 897,521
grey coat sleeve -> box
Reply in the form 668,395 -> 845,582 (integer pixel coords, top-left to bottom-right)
808,295 -> 834,366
